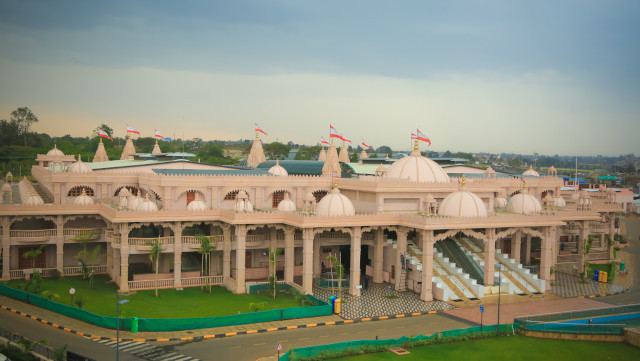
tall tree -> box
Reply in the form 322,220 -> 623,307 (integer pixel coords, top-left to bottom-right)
72,229 -> 99,279
263,142 -> 290,159
149,238 -> 162,298
91,123 -> 114,139
268,248 -> 283,298
10,107 -> 39,147
197,234 -> 216,293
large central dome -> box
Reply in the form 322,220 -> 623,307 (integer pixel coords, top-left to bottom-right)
385,149 -> 450,183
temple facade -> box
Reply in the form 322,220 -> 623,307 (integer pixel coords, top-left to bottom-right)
0,138 -> 621,303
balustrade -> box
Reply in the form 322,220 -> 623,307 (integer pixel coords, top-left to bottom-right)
128,236 -> 174,247
10,229 -> 56,238
63,228 -> 103,237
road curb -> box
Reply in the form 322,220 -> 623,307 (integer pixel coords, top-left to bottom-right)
576,283 -> 632,299
0,303 -> 445,342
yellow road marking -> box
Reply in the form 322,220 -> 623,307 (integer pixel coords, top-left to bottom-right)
254,342 -> 266,346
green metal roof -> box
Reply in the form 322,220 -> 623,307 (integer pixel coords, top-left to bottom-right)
599,175 -> 617,180
256,160 -> 326,175
153,169 -> 270,176
346,163 -> 389,175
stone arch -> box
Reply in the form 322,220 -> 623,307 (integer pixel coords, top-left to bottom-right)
175,189 -> 206,209
509,190 -> 522,197
128,223 -> 174,238
269,189 -> 292,208
113,185 -> 142,197
67,185 -> 95,197
63,215 -> 107,229
10,216 -> 56,230
223,189 -> 250,201
312,189 -> 329,203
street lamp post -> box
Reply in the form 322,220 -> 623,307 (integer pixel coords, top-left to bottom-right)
116,294 -> 129,361
496,263 -> 501,337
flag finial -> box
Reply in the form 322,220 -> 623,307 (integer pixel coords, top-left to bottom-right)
333,178 -> 338,189
414,139 -> 418,151
462,174 -> 466,188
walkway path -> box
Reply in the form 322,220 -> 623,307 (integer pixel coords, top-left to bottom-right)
550,271 -> 627,297
313,283 -> 454,319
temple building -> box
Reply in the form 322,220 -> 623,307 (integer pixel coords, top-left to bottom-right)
0,133 -> 621,304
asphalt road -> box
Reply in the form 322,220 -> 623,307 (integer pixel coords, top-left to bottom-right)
164,313 -> 475,361
0,308 -> 143,361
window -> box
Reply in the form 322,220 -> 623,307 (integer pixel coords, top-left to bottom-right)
272,191 -> 285,208
67,186 -> 94,197
313,190 -> 328,203
224,190 -> 239,200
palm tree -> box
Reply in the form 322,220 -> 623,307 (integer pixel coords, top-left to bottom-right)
148,238 -> 162,298
325,253 -> 344,300
196,234 -> 217,293
72,229 -> 99,279
23,244 -> 46,271
76,244 -> 103,289
268,248 -> 283,298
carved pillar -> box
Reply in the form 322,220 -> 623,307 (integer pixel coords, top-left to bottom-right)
119,224 -> 130,292
222,225 -> 231,279
421,230 -> 434,301
284,227 -> 295,283
302,229 -> 314,294
350,227 -> 362,296
235,225 -> 247,294
578,222 -> 586,273
540,227 -> 554,291
56,216 -> 64,275
314,239 -> 322,276
483,229 -> 496,286
525,234 -> 532,265
373,228 -> 384,283
395,228 -> 407,290
511,230 -> 522,263
1,217 -> 10,280
173,222 -> 183,288
54,183 -> 62,204
163,186 -> 173,211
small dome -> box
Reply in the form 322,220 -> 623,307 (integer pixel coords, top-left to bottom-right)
376,164 -> 387,174
522,165 -> 540,177
68,158 -> 93,173
495,196 -> 508,208
304,192 -> 315,202
46,144 -> 65,156
118,188 -> 131,197
1,182 -> 11,192
268,160 -> 288,177
316,188 -> 355,217
570,192 -> 580,201
137,194 -> 158,212
187,193 -> 208,211
119,196 -> 128,207
507,193 -> 542,214
277,194 -> 296,212
128,193 -> 142,210
237,190 -> 249,199
438,190 -> 487,218
23,195 -> 44,206
385,149 -> 450,183
554,196 -> 566,208
425,193 -> 436,203
74,188 -> 94,206
485,166 -> 495,174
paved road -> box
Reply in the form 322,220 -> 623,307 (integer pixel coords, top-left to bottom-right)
601,217 -> 640,305
165,313 -> 474,361
0,308 -> 143,361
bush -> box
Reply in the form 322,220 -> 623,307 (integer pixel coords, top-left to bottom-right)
0,344 -> 40,361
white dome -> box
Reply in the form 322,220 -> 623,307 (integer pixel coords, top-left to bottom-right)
118,188 -> 131,197
23,195 -> 44,206
507,193 -> 542,214
187,193 -> 208,211
522,166 -> 540,177
554,196 -> 566,208
438,190 -> 487,218
268,160 -> 288,177
495,196 -> 508,208
384,150 -> 450,183
119,196 -> 128,207
128,193 -> 142,210
277,194 -> 296,212
137,194 -> 158,212
46,144 -> 65,156
74,189 -> 94,206
68,159 -> 93,173
316,188 -> 355,217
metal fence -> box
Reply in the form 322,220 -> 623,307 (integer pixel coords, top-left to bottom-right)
515,303 -> 640,335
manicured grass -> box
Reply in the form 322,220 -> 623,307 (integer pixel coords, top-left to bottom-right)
333,335 -> 640,360
2,275 -> 307,319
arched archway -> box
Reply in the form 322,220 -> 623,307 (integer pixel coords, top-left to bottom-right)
312,190 -> 328,203
67,185 -> 95,197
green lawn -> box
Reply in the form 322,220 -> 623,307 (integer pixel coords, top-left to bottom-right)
333,335 -> 640,360
2,275 -> 306,319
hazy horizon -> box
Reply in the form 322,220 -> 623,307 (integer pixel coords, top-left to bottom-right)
1,1 -> 638,157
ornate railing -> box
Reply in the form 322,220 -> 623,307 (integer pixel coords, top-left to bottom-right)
63,228 -> 103,238
128,275 -> 224,290
181,275 -> 224,287
10,229 -> 56,238
128,236 -> 174,247
182,235 -> 224,245
9,270 -> 24,279
63,265 -> 108,276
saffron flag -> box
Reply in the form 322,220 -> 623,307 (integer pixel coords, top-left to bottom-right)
361,138 -> 372,150
321,136 -> 329,145
98,128 -> 113,141
126,125 -> 140,135
154,130 -> 166,140
330,125 -> 345,141
415,129 -> 431,146
255,123 -> 268,135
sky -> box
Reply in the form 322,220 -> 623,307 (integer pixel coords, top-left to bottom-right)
0,0 -> 638,156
